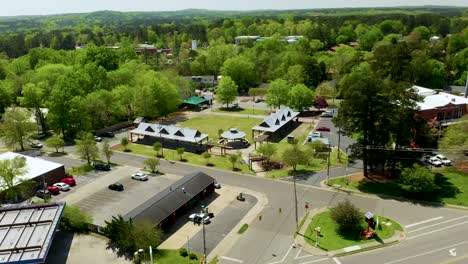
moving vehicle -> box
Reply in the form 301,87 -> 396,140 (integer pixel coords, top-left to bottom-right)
316,126 -> 331,132
94,136 -> 102,142
53,182 -> 70,191
189,213 -> 211,224
214,181 -> 221,189
320,111 -> 333,118
131,172 -> 148,181
46,185 -> 60,195
101,131 -> 115,138
108,183 -> 124,191
434,154 -> 451,166
60,176 -> 76,186
95,163 -> 111,171
36,190 -> 51,199
30,141 -> 43,148
425,156 -> 443,167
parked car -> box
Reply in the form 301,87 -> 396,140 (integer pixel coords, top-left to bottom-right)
94,136 -> 102,142
36,190 -> 51,199
254,98 -> 262,103
94,163 -> 111,171
320,111 -> 333,117
214,181 -> 221,189
425,156 -> 443,167
53,182 -> 70,191
310,132 -> 322,138
30,141 -> 43,149
434,154 -> 451,166
131,172 -> 148,181
46,185 -> 60,195
231,103 -> 239,108
101,131 -> 115,138
60,176 -> 76,186
316,126 -> 331,132
108,183 -> 124,191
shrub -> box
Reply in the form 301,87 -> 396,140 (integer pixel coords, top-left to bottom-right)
179,248 -> 188,257
330,200 -> 363,236
400,164 -> 437,194
60,205 -> 93,233
189,253 -> 198,260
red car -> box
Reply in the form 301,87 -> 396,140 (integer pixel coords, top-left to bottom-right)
60,176 -> 76,186
316,126 -> 331,132
46,185 -> 60,195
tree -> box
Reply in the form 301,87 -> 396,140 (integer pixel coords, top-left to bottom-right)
60,205 -> 93,233
221,56 -> 256,92
285,65 -> 305,86
313,96 -> 329,110
216,76 -> 238,108
287,84 -> 313,111
0,108 -> 36,151
400,164 -> 438,194
103,215 -> 137,253
248,88 -> 268,101
266,79 -> 289,109
133,222 -> 163,251
121,137 -> 129,152
307,140 -> 327,158
153,142 -> 163,157
202,151 -> 212,165
217,129 -> 224,140
281,144 -> 308,172
439,116 -> 468,160
102,140 -> 113,164
229,154 -> 240,170
256,144 -> 276,168
0,156 -> 30,201
144,157 -> 160,173
75,132 -> 99,166
20,83 -> 48,134
177,147 -> 185,161
45,136 -> 65,153
330,200 -> 363,235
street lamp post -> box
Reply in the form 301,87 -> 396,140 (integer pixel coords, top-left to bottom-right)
202,208 -> 207,264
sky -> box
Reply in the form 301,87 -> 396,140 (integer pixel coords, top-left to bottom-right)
0,0 -> 467,16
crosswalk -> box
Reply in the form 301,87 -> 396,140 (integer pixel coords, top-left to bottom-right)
405,215 -> 468,240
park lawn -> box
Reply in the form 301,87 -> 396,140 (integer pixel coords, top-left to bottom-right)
177,115 -> 260,142
213,107 -> 270,116
115,143 -> 253,174
304,210 -> 402,251
153,249 -> 202,264
326,168 -> 468,206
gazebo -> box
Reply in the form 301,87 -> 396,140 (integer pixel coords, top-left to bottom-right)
220,128 -> 248,148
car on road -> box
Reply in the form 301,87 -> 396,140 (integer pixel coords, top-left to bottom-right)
425,156 -> 443,167
310,132 -> 322,138
46,185 -> 60,195
131,172 -> 148,181
108,183 -> 124,191
316,126 -> 331,132
214,181 -> 221,189
254,98 -> 262,103
36,190 -> 51,199
101,131 -> 115,138
60,176 -> 76,186
53,182 -> 70,191
231,103 -> 239,108
434,154 -> 451,166
320,111 -> 333,117
94,163 -> 111,171
30,141 -> 43,149
94,136 -> 102,142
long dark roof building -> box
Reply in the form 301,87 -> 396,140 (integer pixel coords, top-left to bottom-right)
125,172 -> 215,225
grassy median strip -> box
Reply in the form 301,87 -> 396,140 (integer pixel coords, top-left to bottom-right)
68,164 -> 93,175
294,212 -> 310,238
238,224 -> 249,234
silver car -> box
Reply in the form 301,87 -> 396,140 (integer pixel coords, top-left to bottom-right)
131,172 -> 148,181
53,182 -> 70,191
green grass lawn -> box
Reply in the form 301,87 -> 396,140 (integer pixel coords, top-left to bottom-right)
153,249 -> 202,264
213,107 -> 270,116
178,115 -> 260,142
326,168 -> 468,206
114,143 -> 253,174
303,210 -> 402,251
68,164 -> 94,175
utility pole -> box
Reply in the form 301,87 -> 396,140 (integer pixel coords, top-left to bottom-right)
202,218 -> 207,264
337,127 -> 341,160
293,174 -> 299,232
327,146 -> 331,181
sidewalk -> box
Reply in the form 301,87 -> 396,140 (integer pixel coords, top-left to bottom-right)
294,207 -> 405,257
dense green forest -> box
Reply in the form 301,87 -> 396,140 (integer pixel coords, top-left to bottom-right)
0,7 -> 467,143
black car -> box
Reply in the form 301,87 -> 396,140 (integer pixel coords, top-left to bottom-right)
94,163 -> 111,171
101,131 -> 115,138
36,190 -> 51,199
108,183 -> 124,191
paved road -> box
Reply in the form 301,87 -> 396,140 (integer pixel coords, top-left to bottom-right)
107,151 -> 468,264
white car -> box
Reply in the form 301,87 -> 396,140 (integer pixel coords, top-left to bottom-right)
310,132 -> 321,138
214,181 -> 221,189
321,111 -> 333,117
131,172 -> 148,181
189,213 -> 211,224
426,156 -> 443,167
434,154 -> 451,166
53,182 -> 70,191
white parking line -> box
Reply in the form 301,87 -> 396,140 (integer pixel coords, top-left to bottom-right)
408,215 -> 468,233
383,241 -> 467,264
294,248 -> 314,260
221,256 -> 244,263
267,243 -> 294,264
405,216 -> 444,228
408,220 -> 468,240
300,258 -> 329,264
332,257 -> 342,264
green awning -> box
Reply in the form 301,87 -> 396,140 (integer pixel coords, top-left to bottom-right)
183,96 -> 208,105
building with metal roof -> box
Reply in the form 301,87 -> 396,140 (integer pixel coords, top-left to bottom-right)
0,202 -> 65,264
252,108 -> 300,143
130,123 -> 209,143
181,96 -> 209,107
125,172 -> 215,229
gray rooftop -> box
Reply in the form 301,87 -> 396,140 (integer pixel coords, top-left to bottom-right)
221,128 -> 246,140
0,202 -> 65,264
125,172 -> 215,225
252,108 -> 300,133
130,123 -> 209,143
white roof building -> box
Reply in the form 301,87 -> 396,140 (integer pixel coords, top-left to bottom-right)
412,85 -> 468,111
252,108 -> 300,133
130,123 -> 209,143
